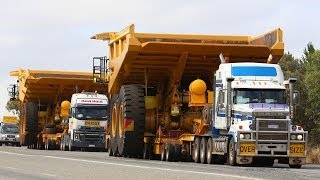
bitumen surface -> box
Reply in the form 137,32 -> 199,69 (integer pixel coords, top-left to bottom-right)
0,146 -> 319,180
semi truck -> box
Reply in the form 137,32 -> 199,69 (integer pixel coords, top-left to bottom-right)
9,69 -> 107,151
91,24 -> 307,168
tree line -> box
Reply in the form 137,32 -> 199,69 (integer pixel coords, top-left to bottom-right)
279,42 -> 320,147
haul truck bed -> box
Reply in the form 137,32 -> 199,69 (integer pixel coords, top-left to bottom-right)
10,69 -> 106,146
91,24 -> 284,94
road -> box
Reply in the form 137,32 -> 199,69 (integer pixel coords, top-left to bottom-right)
0,146 -> 319,180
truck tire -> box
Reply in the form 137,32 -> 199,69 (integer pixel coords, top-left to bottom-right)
206,137 -> 213,164
228,138 -> 237,166
109,94 -> 119,156
161,144 -> 166,161
192,137 -> 201,163
24,102 -> 38,147
166,143 -> 175,162
289,164 -> 301,169
200,137 -> 207,164
174,144 -> 181,162
117,85 -> 145,157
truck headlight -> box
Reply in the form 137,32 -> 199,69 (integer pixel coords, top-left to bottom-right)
16,134 -> 20,138
244,134 -> 251,139
290,134 -> 296,140
240,134 -> 244,139
297,134 -> 303,140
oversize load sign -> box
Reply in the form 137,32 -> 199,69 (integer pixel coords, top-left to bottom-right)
239,142 -> 256,155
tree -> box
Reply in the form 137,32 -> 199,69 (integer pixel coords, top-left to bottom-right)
6,100 -> 20,115
304,50 -> 320,146
278,52 -> 308,128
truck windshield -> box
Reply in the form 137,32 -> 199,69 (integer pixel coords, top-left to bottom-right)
1,125 -> 19,134
234,89 -> 286,104
75,106 -> 108,120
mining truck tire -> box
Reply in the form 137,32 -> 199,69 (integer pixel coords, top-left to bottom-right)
117,85 -> 145,157
109,94 -> 119,156
24,102 -> 38,147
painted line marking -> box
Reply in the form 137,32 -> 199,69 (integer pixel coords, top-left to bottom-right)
40,173 -> 56,177
0,150 -> 264,180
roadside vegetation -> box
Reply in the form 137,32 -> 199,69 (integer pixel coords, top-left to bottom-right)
279,43 -> 320,163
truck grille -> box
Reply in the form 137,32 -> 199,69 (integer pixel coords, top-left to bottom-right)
254,133 -> 287,140
258,120 -> 288,131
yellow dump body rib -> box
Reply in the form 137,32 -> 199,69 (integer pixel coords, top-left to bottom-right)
91,24 -> 284,94
10,69 -> 106,103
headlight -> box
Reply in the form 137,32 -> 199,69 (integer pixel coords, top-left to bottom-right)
75,134 -> 79,139
297,134 -> 303,140
240,134 -> 245,139
244,134 -> 251,139
16,134 -> 20,138
290,134 -> 296,140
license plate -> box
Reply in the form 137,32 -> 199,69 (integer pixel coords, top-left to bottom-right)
268,124 -> 279,129
290,144 -> 304,156
85,121 -> 100,126
89,144 -> 95,147
239,143 -> 256,155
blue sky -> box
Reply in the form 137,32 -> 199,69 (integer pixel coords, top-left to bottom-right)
0,0 -> 319,117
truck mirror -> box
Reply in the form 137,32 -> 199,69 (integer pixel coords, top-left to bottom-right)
293,90 -> 300,105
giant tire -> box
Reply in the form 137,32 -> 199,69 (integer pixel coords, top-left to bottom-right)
117,85 -> 145,157
109,94 -> 119,156
24,102 -> 38,147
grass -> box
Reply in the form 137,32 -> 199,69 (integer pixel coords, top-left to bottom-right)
307,147 -> 320,163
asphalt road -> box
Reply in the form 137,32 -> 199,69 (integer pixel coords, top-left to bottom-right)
0,146 -> 319,180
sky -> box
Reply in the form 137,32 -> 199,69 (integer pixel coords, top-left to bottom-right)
0,0 -> 319,117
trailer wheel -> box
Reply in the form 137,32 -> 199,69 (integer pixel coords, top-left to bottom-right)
289,164 -> 302,169
24,102 -> 38,147
228,138 -> 237,166
200,137 -> 207,164
174,144 -> 181,162
192,137 -> 201,163
166,144 -> 175,162
109,94 -> 119,156
161,144 -> 166,161
117,85 -> 145,157
206,137 -> 213,164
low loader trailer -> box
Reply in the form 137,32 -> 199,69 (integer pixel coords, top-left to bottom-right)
91,24 -> 307,168
9,69 -> 108,151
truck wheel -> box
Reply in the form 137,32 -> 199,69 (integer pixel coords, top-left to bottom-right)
192,137 -> 201,163
24,102 -> 38,147
117,85 -> 145,157
289,164 -> 302,169
166,144 -> 175,162
161,144 -> 166,161
109,94 -> 119,157
228,138 -> 237,166
174,144 -> 181,162
200,137 -> 207,164
68,139 -> 74,151
206,137 -> 213,164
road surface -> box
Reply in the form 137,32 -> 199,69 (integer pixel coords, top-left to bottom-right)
0,146 -> 319,180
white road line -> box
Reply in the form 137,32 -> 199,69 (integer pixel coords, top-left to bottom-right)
40,173 -> 56,177
0,150 -> 264,180
3,166 -> 19,170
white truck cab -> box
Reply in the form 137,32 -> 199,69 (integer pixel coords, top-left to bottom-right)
67,92 -> 108,150
212,62 -> 307,168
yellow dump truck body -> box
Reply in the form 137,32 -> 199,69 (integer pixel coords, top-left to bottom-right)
91,24 -> 284,94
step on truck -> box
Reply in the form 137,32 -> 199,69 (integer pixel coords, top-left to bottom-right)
9,69 -> 108,151
91,24 -> 307,168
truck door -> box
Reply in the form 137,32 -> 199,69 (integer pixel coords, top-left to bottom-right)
215,89 -> 227,129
